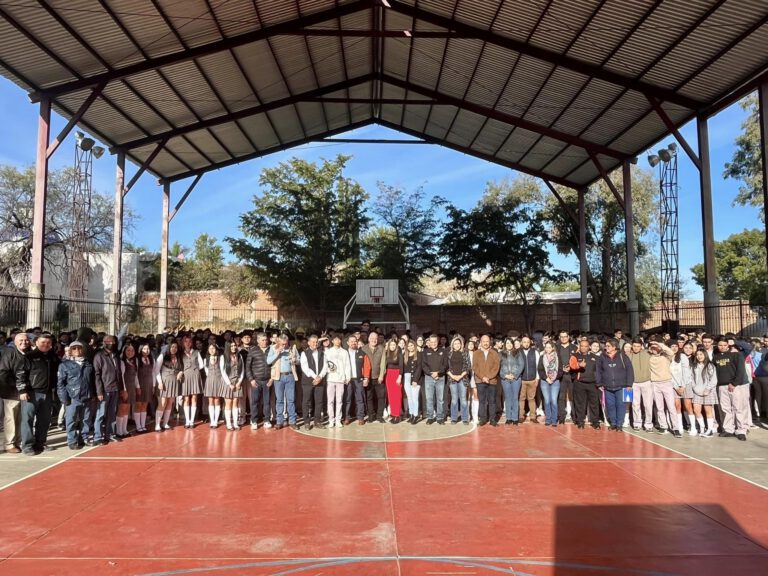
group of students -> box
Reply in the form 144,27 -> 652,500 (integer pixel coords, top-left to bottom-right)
1,324 -> 766,453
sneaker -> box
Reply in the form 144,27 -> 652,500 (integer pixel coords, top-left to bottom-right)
264,422 -> 273,429
633,426 -> 641,431
426,418 -> 435,425
163,423 -> 171,430
656,428 -> 669,435
250,423 -> 258,430
718,431 -> 735,438
437,419 -> 445,425
702,429 -> 714,438
687,429 -> 698,437
672,430 -> 682,438
736,433 -> 747,441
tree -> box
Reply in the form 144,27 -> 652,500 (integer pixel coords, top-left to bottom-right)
440,183 -> 570,332
723,94 -> 764,219
691,228 -> 767,304
178,233 -> 223,290
361,183 -> 442,295
226,155 -> 368,323
0,164 -> 136,291
533,168 -> 659,313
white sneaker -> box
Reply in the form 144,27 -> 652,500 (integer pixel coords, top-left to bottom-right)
688,429 -> 698,437
155,424 -> 162,432
163,423 -> 171,430
250,423 -> 258,430
264,422 -> 273,429
702,429 -> 714,438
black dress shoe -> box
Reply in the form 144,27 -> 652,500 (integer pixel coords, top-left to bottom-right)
377,417 -> 386,424
736,433 -> 747,441
437,419 -> 445,425
426,418 -> 435,425
718,431 -> 734,437
477,420 -> 487,426
490,420 -> 498,427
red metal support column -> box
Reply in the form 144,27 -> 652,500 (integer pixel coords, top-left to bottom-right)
578,187 -> 590,333
647,96 -> 702,170
759,82 -> 768,302
697,116 -> 721,334
27,97 -> 51,328
623,162 -> 639,336
110,151 -> 125,335
158,181 -> 170,333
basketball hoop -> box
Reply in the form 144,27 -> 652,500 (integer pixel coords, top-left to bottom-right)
371,296 -> 382,307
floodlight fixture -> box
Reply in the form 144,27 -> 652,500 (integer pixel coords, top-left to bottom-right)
75,131 -> 85,146
92,146 -> 105,159
79,137 -> 95,151
659,148 -> 672,163
647,154 -> 660,167
667,142 -> 678,154
630,157 -> 638,165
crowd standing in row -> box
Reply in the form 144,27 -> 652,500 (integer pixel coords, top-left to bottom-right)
1,323 -> 766,453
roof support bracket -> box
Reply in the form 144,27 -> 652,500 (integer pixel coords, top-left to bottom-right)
122,138 -> 168,197
45,82 -> 105,159
589,152 -> 625,210
169,174 -> 203,222
646,96 -> 701,170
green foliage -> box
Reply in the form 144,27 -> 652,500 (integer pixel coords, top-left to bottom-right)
226,155 -> 368,315
0,164 -> 136,291
691,228 -> 767,304
440,182 -> 570,330
179,233 -> 224,290
723,94 -> 764,219
361,183 -> 441,294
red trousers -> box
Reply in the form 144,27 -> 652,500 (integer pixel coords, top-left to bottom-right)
385,368 -> 403,417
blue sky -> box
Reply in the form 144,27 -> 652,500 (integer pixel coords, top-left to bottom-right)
0,75 -> 762,295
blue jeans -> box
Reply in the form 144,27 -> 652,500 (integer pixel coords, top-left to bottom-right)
250,380 -> 271,424
541,380 -> 561,425
604,388 -> 626,427
448,378 -> 469,422
424,375 -> 445,420
345,378 -> 366,421
94,390 -> 118,441
403,374 -> 420,418
64,398 -> 93,446
274,375 -> 297,425
20,391 -> 52,452
501,378 -> 522,422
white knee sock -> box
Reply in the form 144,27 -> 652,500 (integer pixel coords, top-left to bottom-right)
471,398 -> 479,422
141,411 -> 147,430
213,404 -> 220,425
183,404 -> 191,425
224,408 -> 232,428
191,406 -> 197,424
232,406 -> 240,426
706,416 -> 715,432
687,413 -> 696,431
163,408 -> 172,426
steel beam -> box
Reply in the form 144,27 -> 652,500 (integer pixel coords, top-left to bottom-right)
384,0 -> 701,110
589,152 -> 625,210
623,162 -> 639,337
29,0 -> 376,101
158,181 -> 170,334
376,118 -> 578,188
697,116 -> 720,334
759,82 -> 768,302
46,83 -> 105,159
316,138 -> 427,144
110,151 -> 125,334
166,119 -> 375,182
647,96 -> 701,170
542,180 -> 579,228
112,74 -> 375,151
123,139 -> 168,196
169,174 -> 203,222
383,74 -> 626,159
578,187 -> 590,332
27,97 -> 51,328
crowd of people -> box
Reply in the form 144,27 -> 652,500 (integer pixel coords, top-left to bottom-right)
1,322 -> 766,454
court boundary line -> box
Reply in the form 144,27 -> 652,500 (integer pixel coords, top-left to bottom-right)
0,445 -> 97,492
69,455 -> 692,462
627,431 -> 768,492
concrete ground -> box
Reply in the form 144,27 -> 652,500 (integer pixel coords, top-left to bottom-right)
627,424 -> 768,489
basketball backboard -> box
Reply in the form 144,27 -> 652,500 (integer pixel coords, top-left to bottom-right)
355,279 -> 399,305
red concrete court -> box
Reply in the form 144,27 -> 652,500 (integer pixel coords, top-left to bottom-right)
1,424 -> 767,576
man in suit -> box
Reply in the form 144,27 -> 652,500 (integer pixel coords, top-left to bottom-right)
473,334 -> 501,426
299,334 -> 327,429
344,334 -> 371,425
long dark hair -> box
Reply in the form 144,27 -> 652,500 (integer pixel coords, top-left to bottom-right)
694,348 -> 715,380
162,342 -> 181,368
223,342 -> 242,372
385,339 -> 401,362
502,337 -> 519,357
674,341 -> 695,368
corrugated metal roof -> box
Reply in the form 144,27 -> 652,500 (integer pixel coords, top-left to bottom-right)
0,0 -> 766,187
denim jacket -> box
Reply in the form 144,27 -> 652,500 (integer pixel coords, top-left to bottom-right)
500,350 -> 525,380
57,359 -> 95,403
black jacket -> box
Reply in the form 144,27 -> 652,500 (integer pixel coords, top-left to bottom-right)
245,346 -> 272,382
28,348 -> 59,393
421,347 -> 449,377
93,349 -> 124,396
0,346 -> 31,399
